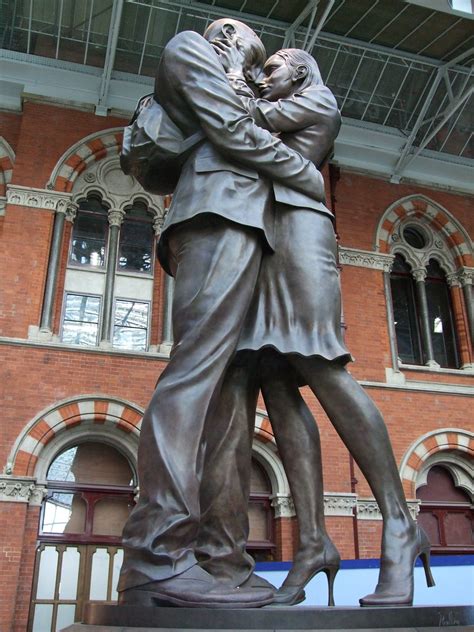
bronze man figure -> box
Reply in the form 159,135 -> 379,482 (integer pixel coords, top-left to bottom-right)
118,20 -> 326,608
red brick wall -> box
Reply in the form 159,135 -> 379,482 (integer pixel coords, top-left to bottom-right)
0,100 -> 472,630
0,206 -> 54,338
0,503 -> 28,631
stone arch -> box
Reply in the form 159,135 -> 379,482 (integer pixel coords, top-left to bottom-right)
47,128 -> 123,193
375,195 -> 473,270
399,428 -> 474,497
7,395 -> 143,478
0,136 -> 15,211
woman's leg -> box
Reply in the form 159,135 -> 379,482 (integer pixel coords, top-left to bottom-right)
259,350 -> 339,603
290,356 -> 427,604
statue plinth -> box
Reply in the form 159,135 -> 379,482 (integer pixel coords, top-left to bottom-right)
60,602 -> 473,631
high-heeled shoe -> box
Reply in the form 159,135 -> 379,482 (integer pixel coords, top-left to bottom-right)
359,525 -> 435,607
273,538 -> 340,606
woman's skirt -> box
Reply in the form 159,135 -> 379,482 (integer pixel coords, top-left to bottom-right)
237,207 -> 351,368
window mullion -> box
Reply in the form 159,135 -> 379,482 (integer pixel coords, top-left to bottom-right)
100,209 -> 124,346
40,202 -> 77,333
412,267 -> 438,367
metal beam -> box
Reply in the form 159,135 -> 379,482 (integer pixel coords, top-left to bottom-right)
96,0 -> 125,116
392,48 -> 474,177
283,1 -> 319,48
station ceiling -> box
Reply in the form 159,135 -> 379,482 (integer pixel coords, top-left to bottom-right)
1,0 -> 473,177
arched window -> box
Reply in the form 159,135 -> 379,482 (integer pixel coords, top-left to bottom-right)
390,254 -> 422,365
417,465 -> 473,554
69,196 -> 109,269
248,458 -> 275,561
390,255 -> 459,368
29,442 -> 136,632
425,260 -> 459,368
61,194 -> 155,351
389,221 -> 461,368
117,201 -> 154,274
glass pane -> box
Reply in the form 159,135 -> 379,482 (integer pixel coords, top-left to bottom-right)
70,204 -> 108,268
61,320 -> 99,346
48,443 -> 134,486
425,272 -> 458,368
390,275 -> 422,364
111,549 -> 124,601
36,546 -> 58,600
32,604 -> 54,632
89,548 -> 110,601
42,493 -> 86,534
93,498 -> 131,536
248,502 -> 269,541
61,295 -> 100,346
118,217 -> 154,273
59,547 -> 80,600
113,301 -> 149,351
55,604 -> 76,632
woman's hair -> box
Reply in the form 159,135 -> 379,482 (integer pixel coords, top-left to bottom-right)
275,48 -> 323,90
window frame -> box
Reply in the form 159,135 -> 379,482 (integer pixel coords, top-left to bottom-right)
60,291 -> 103,347
116,208 -> 155,278
67,198 -> 110,272
112,296 -> 151,352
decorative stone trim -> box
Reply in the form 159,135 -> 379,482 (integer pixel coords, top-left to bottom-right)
8,396 -> 144,477
0,195 -> 5,216
399,428 -> 474,497
324,492 -> 357,516
375,195 -> 473,269
357,498 -> 420,521
6,184 -> 71,212
338,247 -> 394,272
271,494 -> 295,518
0,475 -> 46,505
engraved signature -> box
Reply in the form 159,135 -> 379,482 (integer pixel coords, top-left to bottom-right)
438,611 -> 461,626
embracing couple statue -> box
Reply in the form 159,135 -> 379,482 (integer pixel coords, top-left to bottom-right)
118,18 -> 434,609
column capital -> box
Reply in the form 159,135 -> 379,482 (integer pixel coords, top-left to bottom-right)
58,201 -> 79,223
459,269 -> 473,287
0,475 -> 47,506
108,208 -> 126,227
270,494 -> 295,518
412,266 -> 427,282
446,272 -> 462,288
153,211 -> 167,237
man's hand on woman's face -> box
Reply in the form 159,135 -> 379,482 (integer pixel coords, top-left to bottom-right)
212,38 -> 247,74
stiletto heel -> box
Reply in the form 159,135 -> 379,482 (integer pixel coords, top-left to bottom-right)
359,525 -> 435,607
420,549 -> 435,588
273,537 -> 340,606
324,566 -> 338,606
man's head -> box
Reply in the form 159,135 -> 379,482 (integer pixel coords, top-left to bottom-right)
204,18 -> 266,75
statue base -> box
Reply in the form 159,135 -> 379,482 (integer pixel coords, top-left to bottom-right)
61,603 -> 474,631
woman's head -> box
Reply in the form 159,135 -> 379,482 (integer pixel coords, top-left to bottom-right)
258,48 -> 322,101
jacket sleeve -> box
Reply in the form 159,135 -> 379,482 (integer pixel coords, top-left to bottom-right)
239,87 -> 341,135
161,31 -> 325,202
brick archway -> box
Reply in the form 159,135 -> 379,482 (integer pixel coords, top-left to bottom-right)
47,128 -> 123,193
400,429 -> 474,497
375,195 -> 473,269
9,396 -> 143,477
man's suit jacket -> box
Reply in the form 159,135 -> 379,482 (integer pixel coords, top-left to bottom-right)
154,31 -> 326,274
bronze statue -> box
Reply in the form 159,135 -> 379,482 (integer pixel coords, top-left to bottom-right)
118,19 -> 327,608
197,44 -> 435,607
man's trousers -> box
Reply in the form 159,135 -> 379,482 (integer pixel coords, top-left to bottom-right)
119,215 -> 263,590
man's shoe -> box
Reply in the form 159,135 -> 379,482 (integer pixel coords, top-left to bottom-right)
118,565 -> 274,609
239,573 -> 276,591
